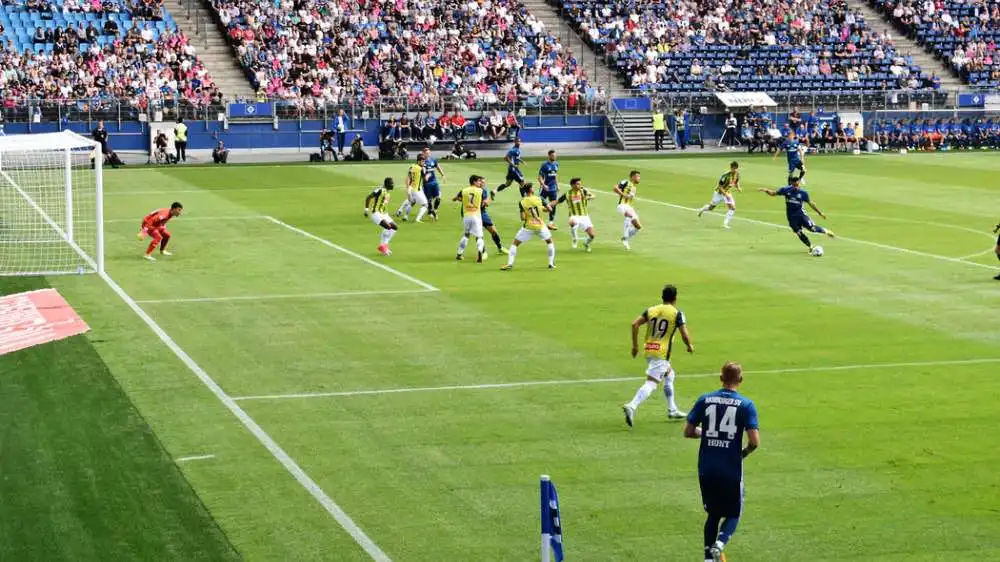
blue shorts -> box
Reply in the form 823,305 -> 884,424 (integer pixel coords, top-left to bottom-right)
481,210 -> 494,228
506,167 -> 524,183
540,188 -> 558,203
699,471 -> 744,518
787,160 -> 805,173
423,182 -> 440,199
788,213 -> 819,233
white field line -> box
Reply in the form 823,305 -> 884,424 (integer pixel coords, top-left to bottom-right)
589,188 -> 996,271
98,271 -> 392,562
264,215 -> 440,292
137,288 -> 435,304
176,454 -> 216,463
105,215 -> 266,224
230,357 -> 1000,401
955,248 -> 997,260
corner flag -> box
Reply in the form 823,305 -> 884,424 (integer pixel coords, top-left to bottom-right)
540,475 -> 564,562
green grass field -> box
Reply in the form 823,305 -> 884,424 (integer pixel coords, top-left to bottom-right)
2,151 -> 999,561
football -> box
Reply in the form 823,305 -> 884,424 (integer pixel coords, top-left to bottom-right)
811,246 -> 824,257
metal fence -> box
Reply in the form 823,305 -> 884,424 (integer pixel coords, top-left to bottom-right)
0,88 -> 993,128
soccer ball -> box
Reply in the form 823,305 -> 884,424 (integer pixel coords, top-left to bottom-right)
811,245 -> 824,257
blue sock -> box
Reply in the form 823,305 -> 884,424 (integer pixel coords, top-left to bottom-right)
719,516 -> 740,545
704,513 -> 721,554
490,230 -> 503,250
797,232 -> 812,248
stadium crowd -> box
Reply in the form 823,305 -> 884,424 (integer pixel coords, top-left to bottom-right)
873,0 -> 1000,85
209,0 -> 590,108
560,0 -> 933,92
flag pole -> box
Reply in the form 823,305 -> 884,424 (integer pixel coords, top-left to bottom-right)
540,474 -> 551,562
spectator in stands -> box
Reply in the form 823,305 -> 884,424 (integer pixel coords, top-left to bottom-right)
399,116 -> 412,142
438,113 -> 453,141
103,18 -> 118,35
505,112 -> 521,140
487,110 -> 504,139
452,112 -> 467,140
209,141 -> 228,164
477,114 -> 490,139
33,27 -> 45,43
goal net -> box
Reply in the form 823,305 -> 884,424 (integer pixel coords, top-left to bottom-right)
0,131 -> 103,276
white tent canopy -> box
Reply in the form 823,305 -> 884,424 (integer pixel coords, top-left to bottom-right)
0,131 -> 98,152
715,92 -> 778,108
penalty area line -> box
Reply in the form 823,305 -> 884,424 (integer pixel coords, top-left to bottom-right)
97,271 -> 392,562
264,215 -> 440,292
176,454 -> 216,463
136,288 -> 436,304
230,357 -> 1000,401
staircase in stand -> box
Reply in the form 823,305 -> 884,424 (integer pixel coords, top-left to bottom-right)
606,110 -> 674,151
162,0 -> 255,98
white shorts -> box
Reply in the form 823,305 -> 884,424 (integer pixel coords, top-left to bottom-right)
568,215 -> 593,231
408,190 -> 428,206
370,212 -> 393,227
711,191 -> 735,206
645,357 -> 674,381
514,226 -> 552,243
463,215 -> 484,238
616,203 -> 637,219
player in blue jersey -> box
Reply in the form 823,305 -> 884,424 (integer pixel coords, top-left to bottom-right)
773,130 -> 806,182
684,361 -> 760,562
537,150 -> 560,230
758,176 -> 835,253
421,147 -> 447,220
493,138 -> 527,197
480,182 -> 507,254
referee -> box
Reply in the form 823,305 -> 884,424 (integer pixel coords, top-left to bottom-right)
684,362 -> 760,562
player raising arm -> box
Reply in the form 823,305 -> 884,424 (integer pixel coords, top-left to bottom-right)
759,176 -> 835,254
138,202 -> 183,261
698,161 -> 741,229
555,177 -> 596,251
501,182 -> 556,270
684,361 -> 760,562
364,177 -> 399,256
396,154 -> 429,222
614,170 -> 642,250
622,284 -> 693,427
452,175 -> 487,263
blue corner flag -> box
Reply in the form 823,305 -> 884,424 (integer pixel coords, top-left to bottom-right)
540,475 -> 564,562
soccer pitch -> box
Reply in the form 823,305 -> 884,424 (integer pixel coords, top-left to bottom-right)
3,151 -> 999,561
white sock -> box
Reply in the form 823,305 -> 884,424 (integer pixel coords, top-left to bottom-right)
476,237 -> 485,254
586,233 -> 594,246
623,219 -> 632,239
570,224 -> 579,241
386,229 -> 397,242
627,225 -> 639,238
663,371 -> 678,412
699,204 -> 712,213
380,230 -> 391,245
628,380 -> 658,410
457,236 -> 469,255
506,244 -> 518,266
547,242 -> 556,266
415,206 -> 427,221
724,209 -> 734,226
400,200 -> 412,216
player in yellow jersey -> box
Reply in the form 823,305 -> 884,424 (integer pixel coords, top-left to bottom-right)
452,174 -> 487,263
395,154 -> 429,222
501,182 -> 556,270
623,284 -> 694,427
614,170 -> 642,250
363,177 -> 398,256
555,177 -> 596,251
697,161 -> 742,229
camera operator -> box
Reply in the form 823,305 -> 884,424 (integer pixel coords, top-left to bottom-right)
345,134 -> 370,161
320,128 -> 337,161
212,140 -> 229,164
153,130 -> 171,164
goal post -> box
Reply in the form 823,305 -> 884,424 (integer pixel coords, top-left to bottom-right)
0,131 -> 103,276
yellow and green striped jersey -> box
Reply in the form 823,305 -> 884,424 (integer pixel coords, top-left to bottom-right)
367,187 -> 390,214
717,170 -> 739,194
617,179 -> 637,205
561,187 -> 592,216
519,195 -> 546,231
408,164 -> 424,192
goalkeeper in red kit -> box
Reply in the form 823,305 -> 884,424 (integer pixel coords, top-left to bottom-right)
138,202 -> 183,261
